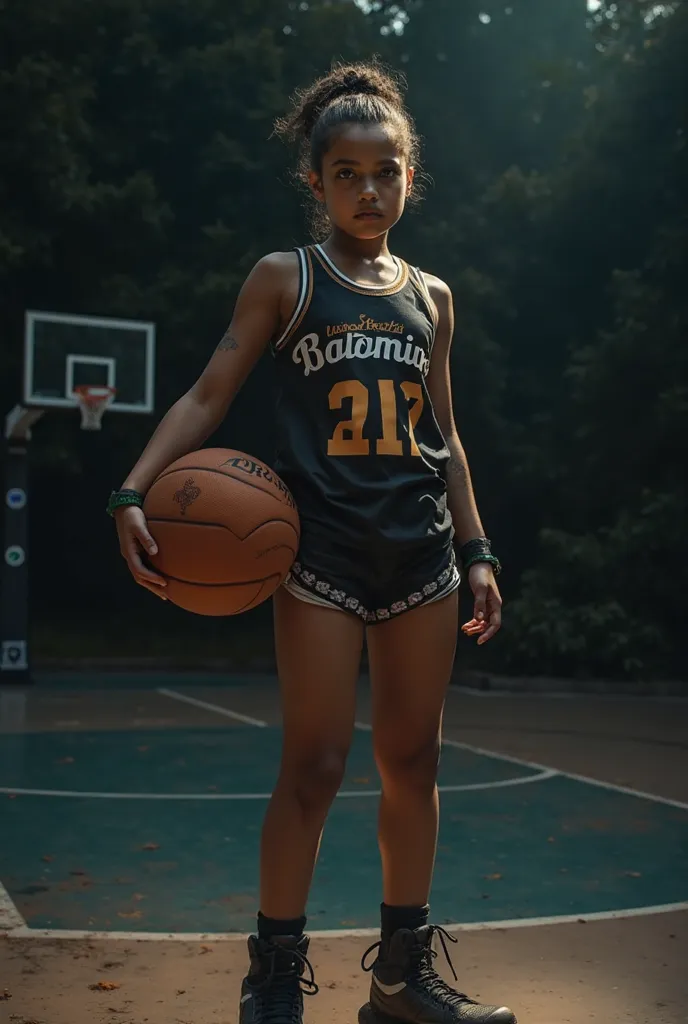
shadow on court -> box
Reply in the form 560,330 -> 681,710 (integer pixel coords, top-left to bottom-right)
1,676 -> 686,1023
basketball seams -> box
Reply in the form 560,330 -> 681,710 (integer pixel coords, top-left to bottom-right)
233,576 -> 280,613
155,572 -> 285,589
146,516 -> 299,545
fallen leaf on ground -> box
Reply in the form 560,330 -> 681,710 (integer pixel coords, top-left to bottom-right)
89,981 -> 121,992
1,989 -> 12,1000
140,842 -> 160,851
200,945 -> 214,954
484,873 -> 502,880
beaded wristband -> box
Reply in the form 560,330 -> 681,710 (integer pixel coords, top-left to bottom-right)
459,537 -> 502,576
107,489 -> 144,517
463,553 -> 502,575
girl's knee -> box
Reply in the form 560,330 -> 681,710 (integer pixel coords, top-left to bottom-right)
282,748 -> 348,815
375,735 -> 441,793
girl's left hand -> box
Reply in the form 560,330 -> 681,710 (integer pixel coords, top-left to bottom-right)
461,563 -> 502,645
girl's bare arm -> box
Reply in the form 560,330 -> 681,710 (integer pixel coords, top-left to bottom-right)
424,274 -> 485,547
122,251 -> 298,494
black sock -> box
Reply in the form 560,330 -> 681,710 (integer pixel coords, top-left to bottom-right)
257,912 -> 307,941
381,902 -> 430,937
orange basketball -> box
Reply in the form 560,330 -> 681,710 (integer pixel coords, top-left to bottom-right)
143,448 -> 300,616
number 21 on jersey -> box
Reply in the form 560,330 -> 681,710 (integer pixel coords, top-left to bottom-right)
328,379 -> 423,457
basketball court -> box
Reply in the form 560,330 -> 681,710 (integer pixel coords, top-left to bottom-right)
1,676 -> 686,1023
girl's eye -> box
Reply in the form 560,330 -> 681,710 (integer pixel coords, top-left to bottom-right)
336,168 -> 355,179
380,167 -> 400,177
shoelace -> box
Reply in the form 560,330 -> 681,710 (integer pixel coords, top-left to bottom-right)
254,944 -> 318,1023
362,924 -> 477,1008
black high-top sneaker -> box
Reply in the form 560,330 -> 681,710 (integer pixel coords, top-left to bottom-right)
358,924 -> 516,1023
239,934 -> 318,1023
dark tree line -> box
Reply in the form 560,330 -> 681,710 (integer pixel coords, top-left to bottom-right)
1,0 -> 685,681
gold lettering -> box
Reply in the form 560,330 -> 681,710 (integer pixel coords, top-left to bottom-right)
328,381 -> 370,456
327,380 -> 424,458
377,380 -> 403,455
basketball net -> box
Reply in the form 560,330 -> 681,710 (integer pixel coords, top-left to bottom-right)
73,385 -> 117,431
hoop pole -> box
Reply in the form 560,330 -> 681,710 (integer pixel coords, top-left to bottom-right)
1,426 -> 31,681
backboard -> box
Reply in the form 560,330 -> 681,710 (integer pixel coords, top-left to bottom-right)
23,310 -> 155,414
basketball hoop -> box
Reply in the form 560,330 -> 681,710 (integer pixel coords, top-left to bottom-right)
73,385 -> 117,431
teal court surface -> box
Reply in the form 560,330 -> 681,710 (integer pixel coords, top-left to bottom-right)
1,676 -> 687,938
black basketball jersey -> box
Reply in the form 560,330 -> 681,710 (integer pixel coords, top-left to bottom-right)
271,244 -> 453,560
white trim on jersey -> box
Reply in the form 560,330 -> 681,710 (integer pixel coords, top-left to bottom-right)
409,266 -> 439,331
273,248 -> 310,352
314,243 -> 403,292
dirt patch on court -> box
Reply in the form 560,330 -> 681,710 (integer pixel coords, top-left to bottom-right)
1,912 -> 685,1024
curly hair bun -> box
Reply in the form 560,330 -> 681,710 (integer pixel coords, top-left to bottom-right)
276,60 -> 407,142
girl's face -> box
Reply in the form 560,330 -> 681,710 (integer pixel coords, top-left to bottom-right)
308,123 -> 414,239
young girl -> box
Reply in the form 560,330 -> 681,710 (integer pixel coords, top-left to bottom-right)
110,61 -> 514,1024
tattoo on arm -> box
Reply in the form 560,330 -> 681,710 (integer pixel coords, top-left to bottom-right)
446,453 -> 468,485
216,329 -> 240,352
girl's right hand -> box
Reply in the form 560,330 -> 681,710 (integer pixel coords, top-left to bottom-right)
115,505 -> 168,600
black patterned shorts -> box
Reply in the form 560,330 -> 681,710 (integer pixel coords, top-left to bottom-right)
283,545 -> 460,625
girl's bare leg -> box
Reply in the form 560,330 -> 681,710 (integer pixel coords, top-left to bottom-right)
367,591 -> 459,905
259,588 -> 365,919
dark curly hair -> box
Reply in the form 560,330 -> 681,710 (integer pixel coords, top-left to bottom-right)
275,59 -> 422,237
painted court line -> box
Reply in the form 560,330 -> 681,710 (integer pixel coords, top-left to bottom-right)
439,735 -> 688,813
452,687 -> 688,703
0,770 -> 556,802
3,900 -> 688,942
0,881 -> 26,931
356,721 -> 688,811
148,704 -> 688,813
358,722 -> 688,813
157,687 -> 268,728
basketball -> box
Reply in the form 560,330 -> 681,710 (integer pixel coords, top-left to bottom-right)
143,448 -> 300,616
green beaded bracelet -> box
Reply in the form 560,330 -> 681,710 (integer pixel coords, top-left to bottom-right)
459,538 -> 502,576
463,553 -> 502,575
106,489 -> 144,517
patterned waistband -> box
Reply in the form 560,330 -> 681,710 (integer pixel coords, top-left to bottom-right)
285,553 -> 460,625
